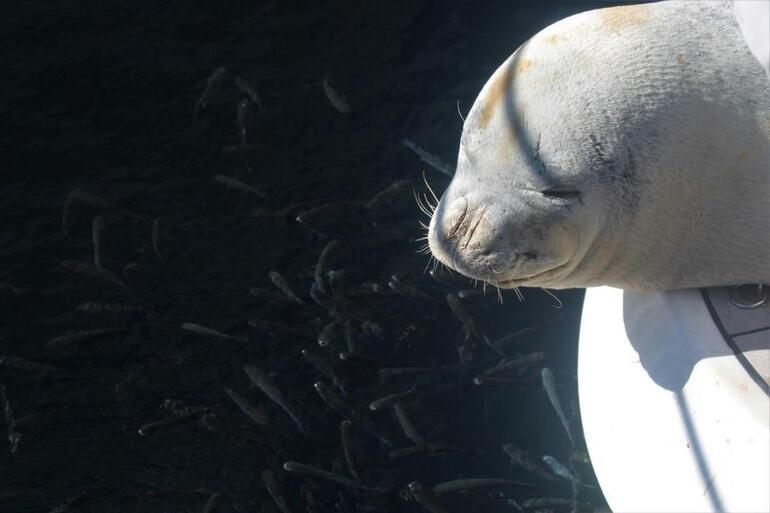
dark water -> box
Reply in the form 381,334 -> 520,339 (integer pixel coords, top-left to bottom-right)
1,1 -> 622,511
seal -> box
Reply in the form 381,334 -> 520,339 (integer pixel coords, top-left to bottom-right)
428,0 -> 770,291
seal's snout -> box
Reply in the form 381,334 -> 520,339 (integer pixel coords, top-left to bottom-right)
428,195 -> 516,282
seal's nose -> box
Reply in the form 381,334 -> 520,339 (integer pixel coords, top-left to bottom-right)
428,195 -> 514,281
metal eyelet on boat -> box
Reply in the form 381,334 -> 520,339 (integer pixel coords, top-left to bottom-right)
729,284 -> 768,309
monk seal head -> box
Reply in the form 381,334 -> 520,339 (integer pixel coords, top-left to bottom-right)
428,1 -> 770,291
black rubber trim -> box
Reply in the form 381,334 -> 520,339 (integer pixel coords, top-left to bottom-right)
700,288 -> 769,397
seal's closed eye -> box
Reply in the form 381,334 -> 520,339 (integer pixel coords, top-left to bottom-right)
540,188 -> 581,200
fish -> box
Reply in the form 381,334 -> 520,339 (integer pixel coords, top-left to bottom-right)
364,179 -> 413,216
137,410 -> 206,436
401,137 -> 453,177
343,320 -> 357,353
261,469 -> 293,513
214,175 -> 268,199
62,189 -> 117,234
322,72 -> 351,114
301,348 -> 348,396
200,492 -> 221,513
46,328 -> 129,349
314,382 -> 393,446
502,443 -> 555,481
542,455 -> 578,484
541,368 -> 573,444
432,478 -> 537,495
91,216 -> 105,268
406,482 -> 449,513
181,323 -> 246,343
225,388 -> 270,426
369,386 -> 416,411
317,319 -> 341,347
0,356 -> 59,374
388,279 -> 436,302
152,218 -> 165,263
490,315 -> 563,350
0,384 -> 21,454
314,239 -> 340,294
194,66 -> 226,119
243,364 -> 307,437
60,260 -> 130,293
234,76 -> 264,111
268,270 -> 304,304
477,352 -> 546,379
388,443 -> 480,460
75,302 -> 144,314
339,420 -> 360,481
393,401 -> 427,447
282,461 -> 389,493
446,292 -> 502,356
236,97 -> 251,148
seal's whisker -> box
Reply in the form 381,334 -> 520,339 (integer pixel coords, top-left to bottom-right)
541,288 -> 563,309
421,170 -> 440,206
513,287 -> 524,302
423,254 -> 435,275
496,284 -> 503,304
418,220 -> 430,231
456,99 -> 466,122
414,235 -> 429,242
414,190 -> 433,218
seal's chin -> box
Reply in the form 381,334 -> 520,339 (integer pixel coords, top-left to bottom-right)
489,258 -> 573,289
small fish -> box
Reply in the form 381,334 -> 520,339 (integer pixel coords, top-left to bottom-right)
317,319 -> 341,347
490,316 -> 563,349
301,348 -> 347,396
0,356 -> 59,374
261,469 -> 293,513
360,320 -> 384,339
138,410 -> 206,436
393,401 -> 427,447
502,443 -> 555,481
282,461 -> 388,493
91,216 -> 105,268
235,76 -> 265,111
181,323 -> 246,343
76,302 -> 144,314
406,482 -> 449,513
214,175 -> 268,199
61,260 -> 130,293
46,328 -> 129,349
339,420 -> 360,481
152,218 -> 165,263
541,368 -> 573,444
477,352 -> 546,379
364,179 -> 412,215
388,279 -> 436,302
62,189 -> 116,233
225,388 -> 270,426
542,455 -> 578,484
314,382 -> 393,446
268,270 -> 304,304
243,364 -> 307,437
194,66 -> 226,119
314,239 -> 340,294
0,383 -> 22,454
343,320 -> 357,353
446,292 -> 501,356
401,137 -> 453,177
200,492 -> 221,513
322,72 -> 351,114
432,478 -> 536,495
236,97 -> 251,148
295,201 -> 351,225
369,386 -> 416,411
